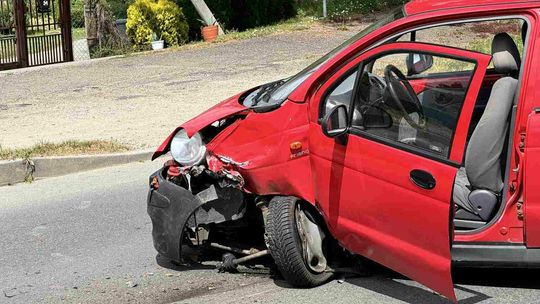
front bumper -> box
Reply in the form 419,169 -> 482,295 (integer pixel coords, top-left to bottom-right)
147,169 -> 245,262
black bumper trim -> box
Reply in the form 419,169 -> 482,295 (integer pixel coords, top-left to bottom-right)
452,244 -> 540,268
147,169 -> 245,262
147,170 -> 203,262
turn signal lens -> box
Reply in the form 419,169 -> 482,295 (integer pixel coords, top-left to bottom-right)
290,141 -> 302,151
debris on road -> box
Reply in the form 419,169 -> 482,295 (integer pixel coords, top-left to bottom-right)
126,281 -> 138,288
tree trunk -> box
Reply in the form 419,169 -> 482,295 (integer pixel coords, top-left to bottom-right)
84,0 -> 126,55
84,0 -> 98,52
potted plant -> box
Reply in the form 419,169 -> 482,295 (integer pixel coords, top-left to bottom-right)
151,32 -> 164,50
200,20 -> 219,42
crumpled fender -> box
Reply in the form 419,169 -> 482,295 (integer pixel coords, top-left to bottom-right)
152,92 -> 315,204
152,92 -> 250,160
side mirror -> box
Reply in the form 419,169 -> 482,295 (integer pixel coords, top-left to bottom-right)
362,106 -> 393,129
407,53 -> 433,75
322,105 -> 349,138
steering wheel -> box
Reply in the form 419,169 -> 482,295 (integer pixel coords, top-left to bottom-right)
384,65 -> 426,129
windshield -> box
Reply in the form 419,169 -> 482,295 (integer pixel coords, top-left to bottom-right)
242,6 -> 405,109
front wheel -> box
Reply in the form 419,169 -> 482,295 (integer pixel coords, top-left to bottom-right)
265,197 -> 332,287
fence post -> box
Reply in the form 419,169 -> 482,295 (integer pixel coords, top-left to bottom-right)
13,0 -> 28,67
60,0 -> 74,62
322,0 -> 327,18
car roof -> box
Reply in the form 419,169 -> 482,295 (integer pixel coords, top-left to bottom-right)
405,0 -> 540,15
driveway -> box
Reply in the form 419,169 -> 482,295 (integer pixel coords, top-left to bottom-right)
0,23 -> 365,150
1,162 -> 540,304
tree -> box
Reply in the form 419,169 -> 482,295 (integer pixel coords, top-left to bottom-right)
84,0 -> 126,55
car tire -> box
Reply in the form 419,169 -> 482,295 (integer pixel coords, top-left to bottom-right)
265,196 -> 332,287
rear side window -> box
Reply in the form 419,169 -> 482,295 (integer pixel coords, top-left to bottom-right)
397,19 -> 526,67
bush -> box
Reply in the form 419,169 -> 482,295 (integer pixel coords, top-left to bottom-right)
126,0 -> 188,47
71,0 -> 85,27
177,0 -> 297,40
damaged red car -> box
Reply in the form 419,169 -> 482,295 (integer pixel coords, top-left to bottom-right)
147,0 -> 540,301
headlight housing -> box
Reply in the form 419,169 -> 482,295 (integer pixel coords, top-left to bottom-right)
170,130 -> 206,167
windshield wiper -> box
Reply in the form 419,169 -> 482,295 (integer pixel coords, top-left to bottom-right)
250,80 -> 286,107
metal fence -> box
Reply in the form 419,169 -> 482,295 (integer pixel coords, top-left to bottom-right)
71,0 -> 88,61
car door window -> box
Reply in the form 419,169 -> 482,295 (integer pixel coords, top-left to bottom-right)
353,52 -> 476,158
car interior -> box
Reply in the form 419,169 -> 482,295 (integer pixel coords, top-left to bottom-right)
392,29 -> 525,231
324,20 -> 527,231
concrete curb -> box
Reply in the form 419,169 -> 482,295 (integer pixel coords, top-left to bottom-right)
0,150 -> 154,186
0,55 -> 125,77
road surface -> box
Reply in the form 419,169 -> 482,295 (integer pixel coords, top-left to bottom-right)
1,161 -> 540,303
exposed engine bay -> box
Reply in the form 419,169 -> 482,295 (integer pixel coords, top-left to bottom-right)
148,117 -> 276,271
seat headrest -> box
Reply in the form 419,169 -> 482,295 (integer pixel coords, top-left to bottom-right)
492,33 -> 521,74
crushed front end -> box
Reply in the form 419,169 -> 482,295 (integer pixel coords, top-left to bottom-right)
147,141 -> 268,268
148,96 -> 316,270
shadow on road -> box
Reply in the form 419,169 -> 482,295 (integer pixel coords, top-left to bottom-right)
271,264 -> 540,304
156,250 -> 540,304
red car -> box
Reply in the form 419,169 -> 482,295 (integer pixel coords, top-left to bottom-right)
147,0 -> 540,301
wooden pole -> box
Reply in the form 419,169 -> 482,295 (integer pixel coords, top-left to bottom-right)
60,0 -> 73,62
14,0 -> 28,67
189,0 -> 224,35
322,0 -> 327,18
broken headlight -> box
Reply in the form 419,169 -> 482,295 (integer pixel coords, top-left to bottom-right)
170,129 -> 206,167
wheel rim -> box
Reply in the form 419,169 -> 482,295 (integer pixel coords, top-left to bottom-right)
295,205 -> 327,273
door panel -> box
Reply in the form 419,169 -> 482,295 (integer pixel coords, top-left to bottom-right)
310,124 -> 457,299
309,42 -> 491,301
524,110 -> 540,247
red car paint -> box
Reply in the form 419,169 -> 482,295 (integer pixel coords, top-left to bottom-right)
404,0 -> 539,16
152,93 -> 248,160
153,0 -> 540,301
524,111 -> 540,247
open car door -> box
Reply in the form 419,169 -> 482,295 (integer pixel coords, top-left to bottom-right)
309,42 -> 492,301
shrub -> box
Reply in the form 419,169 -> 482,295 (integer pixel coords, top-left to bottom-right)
126,0 -> 154,45
153,0 -> 188,45
126,0 -> 188,47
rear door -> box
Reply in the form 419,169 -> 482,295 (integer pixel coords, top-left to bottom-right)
309,42 -> 491,301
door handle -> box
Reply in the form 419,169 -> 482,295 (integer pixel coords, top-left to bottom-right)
410,169 -> 436,190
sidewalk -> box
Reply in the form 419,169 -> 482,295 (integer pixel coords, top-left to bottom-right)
0,23 -> 364,150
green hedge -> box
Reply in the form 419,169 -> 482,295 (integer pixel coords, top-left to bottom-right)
177,0 -> 296,40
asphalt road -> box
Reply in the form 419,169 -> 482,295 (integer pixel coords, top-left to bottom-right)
2,161 -> 540,304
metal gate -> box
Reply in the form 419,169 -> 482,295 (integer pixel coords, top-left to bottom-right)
0,0 -> 72,70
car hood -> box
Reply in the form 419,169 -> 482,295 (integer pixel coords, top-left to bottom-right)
152,93 -> 249,160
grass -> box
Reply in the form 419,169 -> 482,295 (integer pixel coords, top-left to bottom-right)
0,140 -> 131,160
213,16 -> 318,43
72,27 -> 86,40
125,16 -> 321,59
